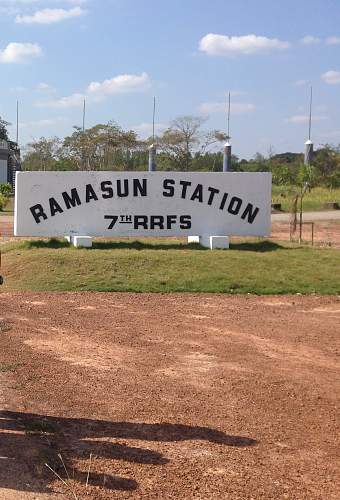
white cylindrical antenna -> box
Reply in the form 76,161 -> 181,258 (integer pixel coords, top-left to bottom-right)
148,96 -> 157,172
223,92 -> 232,172
304,85 -> 313,165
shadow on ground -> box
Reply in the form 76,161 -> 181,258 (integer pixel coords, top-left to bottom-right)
23,238 -> 287,252
0,410 -> 257,495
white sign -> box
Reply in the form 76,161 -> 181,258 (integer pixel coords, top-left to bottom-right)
15,171 -> 272,237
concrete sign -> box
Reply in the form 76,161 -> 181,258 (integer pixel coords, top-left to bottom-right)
15,171 -> 271,237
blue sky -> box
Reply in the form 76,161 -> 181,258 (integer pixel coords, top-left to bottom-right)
0,0 -> 340,158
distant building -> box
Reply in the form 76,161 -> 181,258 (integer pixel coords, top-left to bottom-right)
0,140 -> 21,187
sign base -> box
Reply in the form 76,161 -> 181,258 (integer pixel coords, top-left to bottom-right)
188,235 -> 230,250
65,235 -> 93,248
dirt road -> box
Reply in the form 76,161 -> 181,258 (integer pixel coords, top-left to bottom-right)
0,293 -> 339,499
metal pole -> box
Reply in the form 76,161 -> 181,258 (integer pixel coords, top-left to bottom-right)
304,86 -> 313,165
16,100 -> 19,145
223,92 -> 232,172
299,193 -> 303,244
148,96 -> 157,171
227,92 -> 231,139
308,86 -> 312,141
82,98 -> 86,133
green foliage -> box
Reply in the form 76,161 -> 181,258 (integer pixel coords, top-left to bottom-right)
0,183 -> 12,197
20,118 -> 340,191
0,117 -> 10,142
0,194 -> 6,211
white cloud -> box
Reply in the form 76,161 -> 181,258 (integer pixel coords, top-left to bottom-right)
10,85 -> 26,92
87,72 -> 151,96
37,82 -> 55,92
38,72 -> 151,109
294,79 -> 309,86
15,6 -> 85,24
199,33 -> 290,56
0,42 -> 42,63
199,101 -> 255,114
40,92 -> 85,108
286,115 -> 327,124
300,35 -> 320,45
326,36 -> 340,45
20,117 -> 64,128
321,70 -> 340,84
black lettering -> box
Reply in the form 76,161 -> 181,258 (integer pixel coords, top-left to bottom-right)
150,216 -> 164,229
179,180 -> 191,199
241,203 -> 260,224
134,215 -> 148,229
62,188 -> 81,209
207,187 -> 220,205
133,178 -> 147,197
228,197 -> 243,215
190,184 -> 203,203
101,181 -> 113,199
104,215 -> 118,229
166,215 -> 177,229
86,184 -> 98,203
30,204 -> 47,224
117,179 -> 129,197
219,193 -> 229,210
180,215 -> 191,229
163,179 -> 175,197
49,197 -> 64,217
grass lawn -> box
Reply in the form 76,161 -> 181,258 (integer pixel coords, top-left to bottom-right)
272,186 -> 340,212
1,238 -> 339,294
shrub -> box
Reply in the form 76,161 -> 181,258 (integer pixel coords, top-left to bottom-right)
0,183 -> 12,197
0,193 -> 5,211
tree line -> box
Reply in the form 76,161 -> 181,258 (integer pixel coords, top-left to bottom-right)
3,115 -> 340,188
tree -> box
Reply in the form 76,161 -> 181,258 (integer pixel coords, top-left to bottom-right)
0,117 -> 10,142
22,137 -> 61,171
290,163 -> 316,243
313,145 -> 340,188
62,122 -> 140,171
158,116 -> 226,171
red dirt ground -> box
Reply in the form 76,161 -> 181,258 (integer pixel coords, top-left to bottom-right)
0,293 -> 339,499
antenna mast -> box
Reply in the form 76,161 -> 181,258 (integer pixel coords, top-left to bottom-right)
308,85 -> 312,141
16,100 -> 19,144
227,91 -> 231,139
82,98 -> 86,132
304,85 -> 314,166
152,96 -> 156,142
223,92 -> 232,172
148,96 -> 157,172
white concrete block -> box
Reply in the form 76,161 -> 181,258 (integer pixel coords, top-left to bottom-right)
188,235 -> 230,249
209,236 -> 230,249
188,236 -> 200,244
73,236 -> 92,248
